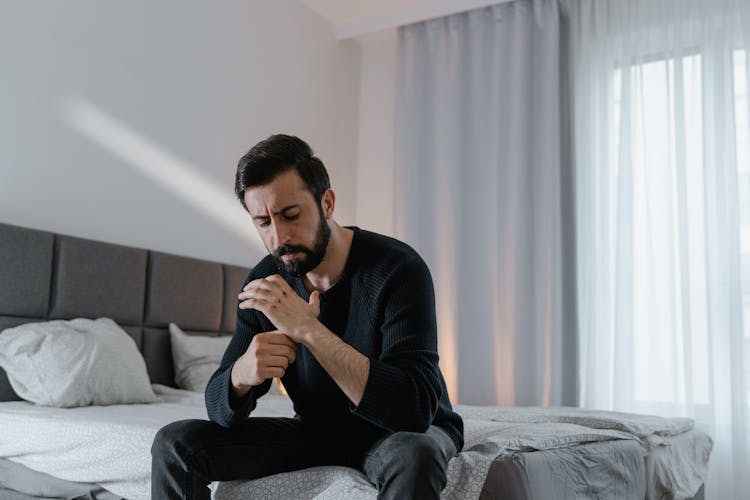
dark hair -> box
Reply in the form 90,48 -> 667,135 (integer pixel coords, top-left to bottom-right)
234,134 -> 330,209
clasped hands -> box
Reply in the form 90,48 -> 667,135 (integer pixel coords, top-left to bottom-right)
231,275 -> 321,390
238,274 -> 321,341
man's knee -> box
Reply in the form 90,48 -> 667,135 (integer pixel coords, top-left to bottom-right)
376,431 -> 448,478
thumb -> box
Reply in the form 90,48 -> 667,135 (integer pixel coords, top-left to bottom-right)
309,290 -> 321,317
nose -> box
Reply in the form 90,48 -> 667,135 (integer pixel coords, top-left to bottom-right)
270,220 -> 291,248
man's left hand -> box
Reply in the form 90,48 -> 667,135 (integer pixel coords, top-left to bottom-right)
238,275 -> 320,342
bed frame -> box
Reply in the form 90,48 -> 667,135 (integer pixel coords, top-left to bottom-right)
0,221 -> 249,399
0,221 -> 706,500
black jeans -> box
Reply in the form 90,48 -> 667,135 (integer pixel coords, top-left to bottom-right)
151,418 -> 457,500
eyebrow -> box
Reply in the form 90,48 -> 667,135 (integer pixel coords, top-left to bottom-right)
251,204 -> 300,221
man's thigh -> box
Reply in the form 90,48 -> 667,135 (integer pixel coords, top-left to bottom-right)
155,417 -> 344,482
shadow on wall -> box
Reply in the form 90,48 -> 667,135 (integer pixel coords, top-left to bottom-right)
61,96 -> 266,256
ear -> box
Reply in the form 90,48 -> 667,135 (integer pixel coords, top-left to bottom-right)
321,189 -> 335,219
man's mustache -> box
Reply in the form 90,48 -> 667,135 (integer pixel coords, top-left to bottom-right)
274,245 -> 312,258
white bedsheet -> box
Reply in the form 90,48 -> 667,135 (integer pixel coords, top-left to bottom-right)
0,386 -> 709,500
453,405 -> 696,448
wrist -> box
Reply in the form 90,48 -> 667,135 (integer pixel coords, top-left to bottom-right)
296,318 -> 324,346
230,363 -> 254,397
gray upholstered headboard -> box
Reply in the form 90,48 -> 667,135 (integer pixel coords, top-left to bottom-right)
0,222 -> 250,401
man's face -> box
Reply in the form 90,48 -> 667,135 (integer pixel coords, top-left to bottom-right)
244,170 -> 330,276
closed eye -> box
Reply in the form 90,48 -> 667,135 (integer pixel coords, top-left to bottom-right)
252,205 -> 300,228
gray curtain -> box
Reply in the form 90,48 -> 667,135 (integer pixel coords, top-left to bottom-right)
394,0 -> 577,407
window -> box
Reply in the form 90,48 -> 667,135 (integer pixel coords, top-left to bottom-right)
612,49 -> 749,406
735,50 -> 750,397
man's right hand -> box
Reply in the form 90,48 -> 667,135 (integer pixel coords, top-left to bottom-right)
230,331 -> 296,397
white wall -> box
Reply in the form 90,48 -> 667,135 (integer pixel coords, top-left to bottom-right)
355,29 -> 398,236
0,0 -> 360,267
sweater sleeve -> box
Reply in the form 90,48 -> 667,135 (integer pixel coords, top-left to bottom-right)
205,281 -> 272,427
351,257 -> 443,433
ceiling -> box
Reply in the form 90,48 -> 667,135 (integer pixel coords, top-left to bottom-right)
298,0 -> 506,39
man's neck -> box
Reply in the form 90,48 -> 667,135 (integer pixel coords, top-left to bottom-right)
303,223 -> 354,293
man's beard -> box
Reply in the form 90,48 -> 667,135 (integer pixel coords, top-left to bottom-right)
272,209 -> 331,277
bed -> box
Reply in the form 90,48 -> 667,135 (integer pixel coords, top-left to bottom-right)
0,221 -> 712,499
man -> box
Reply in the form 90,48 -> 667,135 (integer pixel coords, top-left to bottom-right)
151,134 -> 464,499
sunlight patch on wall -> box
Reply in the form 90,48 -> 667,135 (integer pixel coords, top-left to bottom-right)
435,226 -> 459,404
437,294 -> 459,404
61,97 -> 264,252
493,247 -> 516,406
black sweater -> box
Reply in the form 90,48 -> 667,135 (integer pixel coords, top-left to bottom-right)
205,227 -> 464,452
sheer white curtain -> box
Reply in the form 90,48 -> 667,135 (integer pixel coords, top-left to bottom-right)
568,0 -> 750,498
395,1 -> 578,407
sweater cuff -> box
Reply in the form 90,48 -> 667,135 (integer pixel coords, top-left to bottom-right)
219,364 -> 259,425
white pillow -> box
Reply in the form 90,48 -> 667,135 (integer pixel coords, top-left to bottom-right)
169,323 -> 287,396
169,323 -> 231,393
0,318 -> 157,407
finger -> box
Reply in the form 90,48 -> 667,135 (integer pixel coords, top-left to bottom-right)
254,279 -> 280,293
262,332 -> 297,349
285,345 -> 296,363
238,288 -> 281,303
244,275 -> 285,295
237,290 -> 281,304
239,298 -> 272,310
265,275 -> 293,294
265,344 -> 297,363
260,342 -> 294,356
309,290 -> 321,317
269,330 -> 297,348
243,277 -> 276,292
262,354 -> 290,369
258,367 -> 285,379
267,341 -> 297,363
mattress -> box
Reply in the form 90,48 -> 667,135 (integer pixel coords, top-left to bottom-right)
480,439 -> 647,499
0,387 -> 710,500
645,428 -> 712,500
459,405 -> 712,500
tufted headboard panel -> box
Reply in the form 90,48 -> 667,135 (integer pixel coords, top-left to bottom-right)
0,222 -> 250,401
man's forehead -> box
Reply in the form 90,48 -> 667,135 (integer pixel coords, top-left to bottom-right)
244,173 -> 312,215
